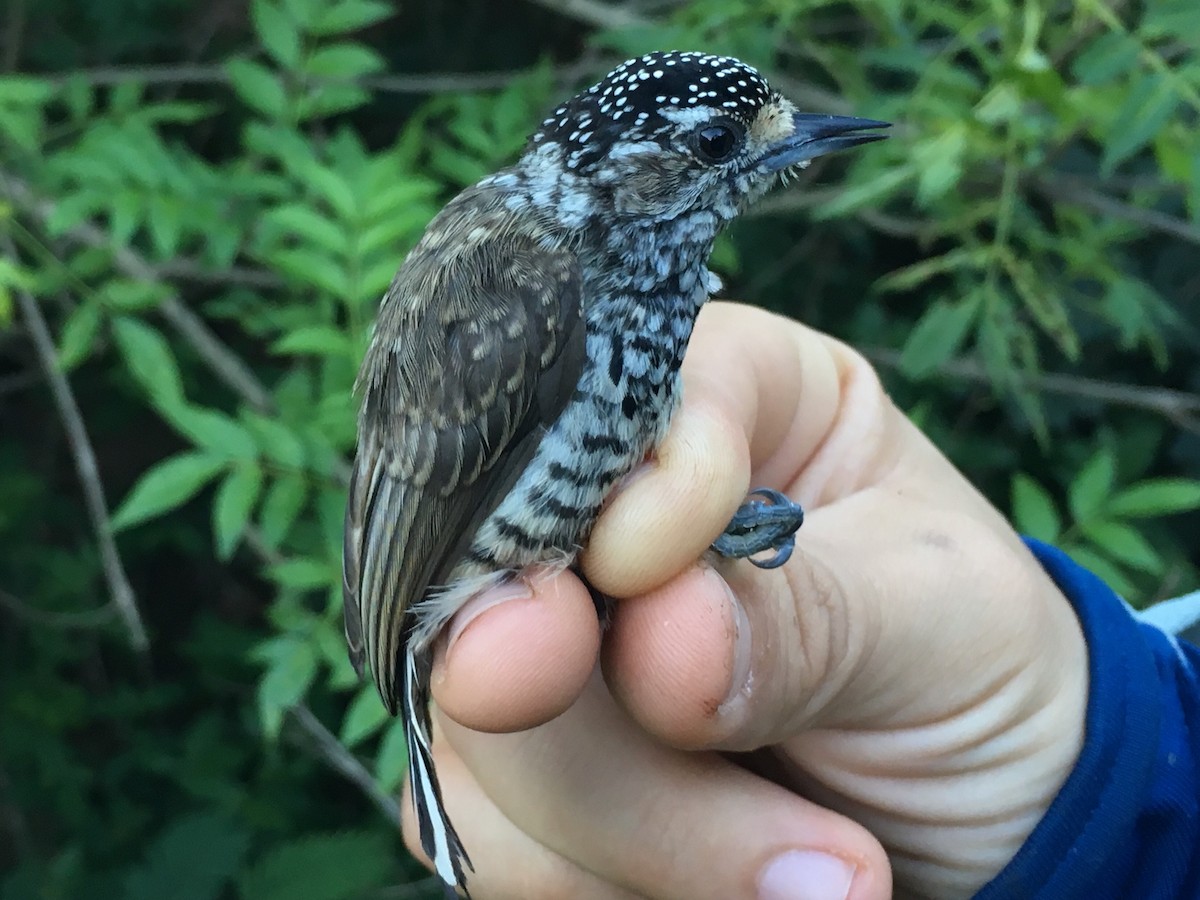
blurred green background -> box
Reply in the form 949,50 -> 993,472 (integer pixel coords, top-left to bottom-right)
2,0 -> 1198,897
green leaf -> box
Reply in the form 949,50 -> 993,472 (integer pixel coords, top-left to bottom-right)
279,0 -> 321,27
108,189 -> 141,246
256,636 -> 317,738
1011,473 -> 1061,543
226,59 -> 288,119
146,194 -> 185,258
111,81 -> 143,113
304,43 -> 385,79
266,248 -> 350,297
112,316 -> 184,406
303,163 -> 358,220
237,831 -> 391,900
309,0 -> 393,36
356,208 -> 434,258
1081,520 -> 1164,575
213,465 -> 264,559
1102,74 -> 1178,174
339,685 -> 389,748
62,74 -> 93,120
0,75 -> 56,104
295,83 -> 370,120
99,279 -> 169,313
812,164 -> 912,219
1108,478 -> 1200,518
161,405 -> 259,461
252,0 -> 302,70
975,82 -> 1022,124
241,413 -> 307,469
1004,255 -> 1079,360
112,452 -> 227,531
269,557 -> 336,590
44,192 -> 101,236
272,324 -> 354,357
897,294 -> 980,379
262,203 -> 348,255
0,257 -> 33,293
361,177 -> 438,220
123,812 -> 249,900
375,718 -> 409,792
57,301 -> 103,371
258,475 -> 309,548
1067,448 -> 1116,523
875,247 -> 989,293
1072,32 -> 1140,85
0,106 -> 42,152
1101,277 -> 1157,350
912,123 -> 966,205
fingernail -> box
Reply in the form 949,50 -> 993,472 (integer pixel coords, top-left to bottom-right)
444,581 -> 532,653
715,568 -> 753,713
757,850 -> 856,900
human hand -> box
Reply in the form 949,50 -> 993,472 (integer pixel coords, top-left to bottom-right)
409,302 -> 1088,900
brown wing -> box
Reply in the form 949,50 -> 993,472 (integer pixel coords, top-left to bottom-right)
342,221 -> 585,713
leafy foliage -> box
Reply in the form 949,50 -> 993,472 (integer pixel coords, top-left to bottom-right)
1,0 -> 1198,895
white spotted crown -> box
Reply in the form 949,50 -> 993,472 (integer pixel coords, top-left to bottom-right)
527,51 -> 775,171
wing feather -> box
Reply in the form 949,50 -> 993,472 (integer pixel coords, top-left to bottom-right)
343,217 -> 584,712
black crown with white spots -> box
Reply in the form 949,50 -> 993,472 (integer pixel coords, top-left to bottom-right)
528,51 -> 774,172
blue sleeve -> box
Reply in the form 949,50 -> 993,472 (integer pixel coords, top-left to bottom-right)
974,540 -> 1200,899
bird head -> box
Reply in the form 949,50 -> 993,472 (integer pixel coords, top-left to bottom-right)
520,51 -> 889,223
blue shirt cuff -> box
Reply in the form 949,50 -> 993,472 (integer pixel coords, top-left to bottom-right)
974,538 -> 1199,899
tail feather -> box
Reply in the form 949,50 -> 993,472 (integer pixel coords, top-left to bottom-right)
405,649 -> 473,898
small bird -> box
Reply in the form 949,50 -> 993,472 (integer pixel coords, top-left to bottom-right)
343,50 -> 888,898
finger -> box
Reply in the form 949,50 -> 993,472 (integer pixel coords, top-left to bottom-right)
401,742 -> 645,900
445,672 -> 893,900
433,570 -> 601,733
584,393 -> 751,598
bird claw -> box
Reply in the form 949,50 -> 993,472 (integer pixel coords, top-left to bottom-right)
710,488 -> 804,569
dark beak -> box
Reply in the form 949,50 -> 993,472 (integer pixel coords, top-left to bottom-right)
759,114 -> 890,172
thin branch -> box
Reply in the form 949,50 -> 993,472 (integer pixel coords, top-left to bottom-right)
743,183 -> 844,219
243,524 -> 286,566
64,62 -> 600,96
4,240 -> 149,653
285,703 -> 401,829
4,173 -> 355,485
2,0 -> 27,73
865,346 -> 1200,435
157,297 -> 278,411
5,174 -> 275,404
155,258 -> 285,290
4,175 -> 273,412
1032,173 -> 1200,247
0,586 -> 115,629
0,369 -> 41,396
523,0 -> 647,29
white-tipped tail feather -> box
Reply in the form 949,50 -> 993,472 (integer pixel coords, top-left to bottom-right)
404,649 -> 473,898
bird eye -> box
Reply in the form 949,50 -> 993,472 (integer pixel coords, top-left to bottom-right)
693,121 -> 742,163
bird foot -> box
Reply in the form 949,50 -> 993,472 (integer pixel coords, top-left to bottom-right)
710,488 -> 804,569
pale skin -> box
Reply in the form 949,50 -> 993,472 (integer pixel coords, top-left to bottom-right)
404,302 -> 1089,900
